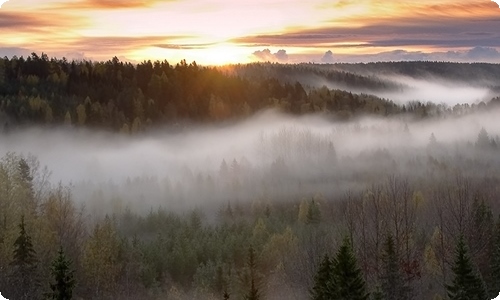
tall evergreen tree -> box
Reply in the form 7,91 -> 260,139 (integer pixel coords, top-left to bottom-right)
332,237 -> 369,300
244,246 -> 261,300
45,246 -> 76,300
380,234 -> 409,300
311,254 -> 336,300
9,215 -> 39,300
446,235 -> 487,300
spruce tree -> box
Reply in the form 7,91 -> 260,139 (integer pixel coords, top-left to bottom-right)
45,246 -> 76,300
380,234 -> 409,300
244,246 -> 261,300
9,215 -> 39,300
311,254 -> 336,300
332,237 -> 369,300
446,235 -> 487,300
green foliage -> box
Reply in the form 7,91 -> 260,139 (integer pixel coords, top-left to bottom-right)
45,246 -> 75,300
311,238 -> 368,300
243,246 -> 261,300
311,254 -> 336,300
446,235 -> 487,300
9,215 -> 39,300
380,234 -> 409,300
332,238 -> 369,300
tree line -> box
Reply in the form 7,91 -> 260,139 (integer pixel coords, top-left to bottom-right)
1,54 -> 499,133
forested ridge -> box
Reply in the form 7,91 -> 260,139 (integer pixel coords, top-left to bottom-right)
1,54 -> 500,299
1,54 -> 499,133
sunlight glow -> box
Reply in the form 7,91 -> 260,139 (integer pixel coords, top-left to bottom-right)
0,0 -> 498,63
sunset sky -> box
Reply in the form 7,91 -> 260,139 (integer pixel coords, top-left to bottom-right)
0,0 -> 499,65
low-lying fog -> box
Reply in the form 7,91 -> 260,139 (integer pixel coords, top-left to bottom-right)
316,75 -> 494,106
376,76 -> 493,106
1,107 -> 499,215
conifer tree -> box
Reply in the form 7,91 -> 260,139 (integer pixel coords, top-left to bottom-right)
244,246 -> 261,300
9,215 -> 39,300
380,234 -> 409,300
45,246 -> 76,300
332,237 -> 369,300
447,235 -> 487,300
311,254 -> 336,300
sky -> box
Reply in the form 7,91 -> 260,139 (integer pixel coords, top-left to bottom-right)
0,0 -> 499,65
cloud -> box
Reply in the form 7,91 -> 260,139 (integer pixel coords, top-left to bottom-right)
252,48 -> 288,62
233,7 -> 500,50
0,47 -> 32,58
493,0 -> 500,8
321,50 -> 334,63
326,47 -> 500,63
274,49 -> 288,61
0,12 -> 49,29
55,0 -> 163,10
466,46 -> 500,60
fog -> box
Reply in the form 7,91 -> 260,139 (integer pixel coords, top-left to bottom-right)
314,74 -> 493,106
375,76 -> 492,106
1,105 -> 500,216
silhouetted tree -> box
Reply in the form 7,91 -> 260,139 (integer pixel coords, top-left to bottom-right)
45,246 -> 76,300
447,235 -> 487,300
332,237 -> 369,300
311,254 -> 336,300
9,215 -> 39,300
380,234 -> 409,300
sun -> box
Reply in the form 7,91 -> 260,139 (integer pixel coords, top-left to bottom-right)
129,43 -> 254,66
0,0 -> 9,8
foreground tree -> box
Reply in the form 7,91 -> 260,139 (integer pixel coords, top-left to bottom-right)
244,245 -> 262,300
311,254 -> 336,300
45,246 -> 76,300
9,216 -> 39,300
446,235 -> 487,300
380,234 -> 410,300
332,237 -> 369,300
311,238 -> 368,300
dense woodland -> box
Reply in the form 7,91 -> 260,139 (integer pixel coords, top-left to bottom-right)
1,53 -> 500,134
1,55 -> 500,299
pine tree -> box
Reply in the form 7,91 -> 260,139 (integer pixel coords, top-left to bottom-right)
9,215 -> 39,300
332,237 -> 369,300
380,234 -> 409,300
45,246 -> 76,300
447,235 -> 487,300
311,254 -> 336,300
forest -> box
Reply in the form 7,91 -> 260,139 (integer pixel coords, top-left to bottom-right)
1,54 -> 500,300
